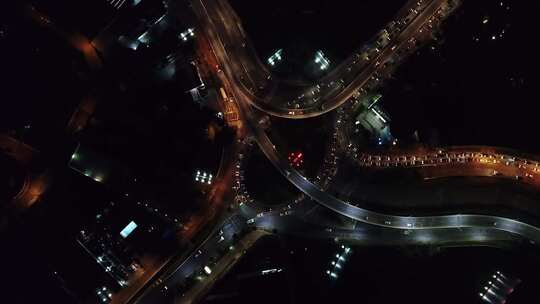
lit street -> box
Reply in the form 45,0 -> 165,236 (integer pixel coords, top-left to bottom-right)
2,0 -> 540,303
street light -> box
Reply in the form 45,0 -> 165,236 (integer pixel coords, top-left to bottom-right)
267,49 -> 283,67
315,50 -> 330,70
195,169 -> 213,185
180,28 -> 195,42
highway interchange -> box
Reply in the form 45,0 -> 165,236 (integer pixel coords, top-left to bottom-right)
132,0 -> 540,302
11,0 -> 540,303
192,0 -> 540,245
195,0 -> 458,118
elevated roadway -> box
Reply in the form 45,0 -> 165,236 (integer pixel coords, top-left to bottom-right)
130,2 -> 540,302
194,0 -> 456,118
353,146 -> 540,183
195,13 -> 540,247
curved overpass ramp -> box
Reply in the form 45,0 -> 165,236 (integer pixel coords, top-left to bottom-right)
193,0 -> 540,244
194,0 -> 458,119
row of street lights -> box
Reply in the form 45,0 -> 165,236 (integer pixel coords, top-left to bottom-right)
267,49 -> 283,66
479,271 -> 520,304
326,245 -> 352,279
180,28 -> 195,42
195,169 -> 213,185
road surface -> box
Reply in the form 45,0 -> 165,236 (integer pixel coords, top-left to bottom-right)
193,0 -> 540,245
193,0 -> 456,118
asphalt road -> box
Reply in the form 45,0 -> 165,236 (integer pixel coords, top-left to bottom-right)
135,214 -> 247,304
193,0 -> 451,118
352,146 -> 540,185
191,0 -> 540,245
251,211 -> 522,246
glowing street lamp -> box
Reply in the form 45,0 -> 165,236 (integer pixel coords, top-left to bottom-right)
180,28 -> 195,42
195,170 -> 213,185
267,49 -> 283,66
315,50 -> 330,70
